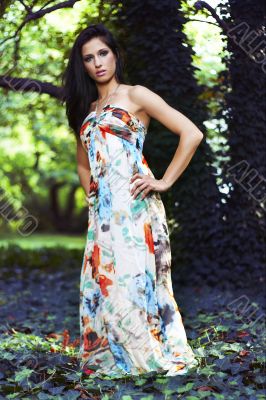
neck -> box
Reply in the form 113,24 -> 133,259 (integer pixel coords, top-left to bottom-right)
96,79 -> 120,101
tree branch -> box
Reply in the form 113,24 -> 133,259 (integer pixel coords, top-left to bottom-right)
187,18 -> 220,28
194,1 -> 229,34
0,0 -> 81,46
0,75 -> 62,99
24,0 -> 81,22
17,0 -> 32,13
39,0 -> 58,12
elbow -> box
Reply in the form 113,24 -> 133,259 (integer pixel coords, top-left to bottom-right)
193,130 -> 204,145
198,131 -> 204,143
181,126 -> 204,145
184,131 -> 203,149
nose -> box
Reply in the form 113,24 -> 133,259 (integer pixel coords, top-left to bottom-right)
94,56 -> 102,68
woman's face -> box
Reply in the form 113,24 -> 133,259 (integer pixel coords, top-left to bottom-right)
81,37 -> 117,82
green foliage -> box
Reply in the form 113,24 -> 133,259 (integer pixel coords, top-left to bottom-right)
0,233 -> 85,249
0,240 -> 265,398
0,2 -> 93,234
1,284 -> 264,398
0,243 -> 83,271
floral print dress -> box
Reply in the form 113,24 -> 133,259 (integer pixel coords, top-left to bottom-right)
78,104 -> 198,378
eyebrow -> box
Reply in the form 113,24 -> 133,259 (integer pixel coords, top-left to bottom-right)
83,48 -> 108,57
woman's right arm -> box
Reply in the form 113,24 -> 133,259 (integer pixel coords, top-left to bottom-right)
76,136 -> 91,196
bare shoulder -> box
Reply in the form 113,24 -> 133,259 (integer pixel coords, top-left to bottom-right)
128,84 -> 171,122
120,84 -> 151,128
128,85 -> 158,106
128,85 -> 169,118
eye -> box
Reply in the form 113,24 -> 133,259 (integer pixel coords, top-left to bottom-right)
84,50 -> 108,63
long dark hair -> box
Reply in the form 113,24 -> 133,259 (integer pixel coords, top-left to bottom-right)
61,23 -> 126,138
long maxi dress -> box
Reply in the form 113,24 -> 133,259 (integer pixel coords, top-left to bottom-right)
78,104 -> 199,378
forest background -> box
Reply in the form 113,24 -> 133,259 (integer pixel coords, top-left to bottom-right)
0,1 -> 265,398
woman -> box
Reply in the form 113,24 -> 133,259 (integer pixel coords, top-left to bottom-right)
62,23 -> 203,378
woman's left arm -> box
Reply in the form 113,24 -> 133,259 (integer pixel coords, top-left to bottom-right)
130,85 -> 204,199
